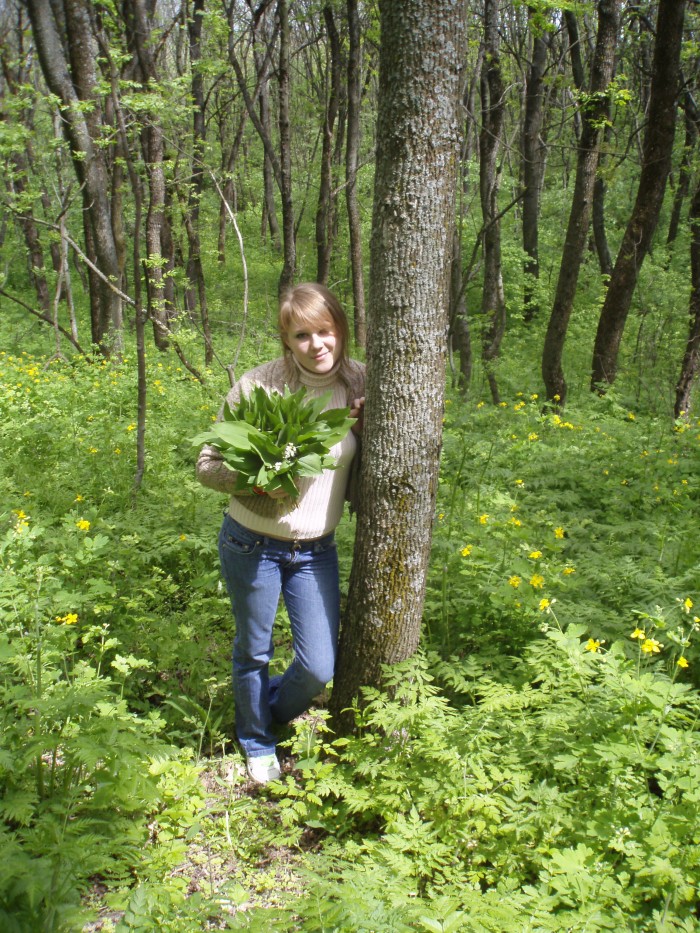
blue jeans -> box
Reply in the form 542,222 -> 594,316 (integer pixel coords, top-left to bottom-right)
218,513 -> 340,758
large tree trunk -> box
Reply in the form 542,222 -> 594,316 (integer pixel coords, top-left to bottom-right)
479,0 -> 506,405
541,0 -> 619,405
330,0 -> 464,731
25,0 -> 123,352
591,0 -> 685,391
346,0 -> 366,347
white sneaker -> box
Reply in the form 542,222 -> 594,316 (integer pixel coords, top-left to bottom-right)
246,753 -> 281,784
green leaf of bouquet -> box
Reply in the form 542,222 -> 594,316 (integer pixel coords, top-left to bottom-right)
295,453 -> 327,476
278,472 -> 300,497
211,421 -> 261,450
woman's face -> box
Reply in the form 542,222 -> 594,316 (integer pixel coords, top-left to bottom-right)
284,315 -> 341,374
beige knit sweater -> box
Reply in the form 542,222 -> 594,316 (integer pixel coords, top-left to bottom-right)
196,355 -> 365,540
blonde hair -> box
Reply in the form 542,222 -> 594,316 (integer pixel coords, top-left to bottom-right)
278,283 -> 350,364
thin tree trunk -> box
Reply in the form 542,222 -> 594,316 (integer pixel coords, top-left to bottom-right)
185,0 -> 212,364
277,0 -> 296,292
346,0 -> 366,347
667,106 -> 697,248
25,0 -> 123,352
675,176 -> 700,417
480,0 -> 507,405
331,0 -> 464,731
541,0 -> 619,405
227,4 -> 284,252
522,10 -> 548,322
125,0 -> 172,351
449,223 -> 471,391
591,0 -> 686,391
592,120 -> 614,279
315,4 -> 341,284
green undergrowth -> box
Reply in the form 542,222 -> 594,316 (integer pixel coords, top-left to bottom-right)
1,340 -> 699,931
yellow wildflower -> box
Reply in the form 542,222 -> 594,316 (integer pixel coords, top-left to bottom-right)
630,628 -> 645,640
585,638 -> 603,653
508,575 -> 522,588
530,573 -> 545,589
683,597 -> 693,613
554,527 -> 565,539
479,514 -> 489,525
75,494 -> 84,503
641,638 -> 662,654
677,656 -> 689,668
529,550 -> 542,560
562,566 -> 576,575
528,432 -> 539,441
539,598 -> 551,611
461,545 -> 472,557
76,519 -> 91,532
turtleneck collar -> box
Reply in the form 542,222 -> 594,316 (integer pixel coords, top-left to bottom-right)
290,353 -> 342,388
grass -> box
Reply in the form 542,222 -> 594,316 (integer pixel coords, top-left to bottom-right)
0,240 -> 699,929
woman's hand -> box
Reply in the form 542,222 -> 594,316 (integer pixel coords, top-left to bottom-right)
350,397 -> 365,435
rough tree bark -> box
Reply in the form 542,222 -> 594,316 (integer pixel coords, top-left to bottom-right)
591,0 -> 686,391
541,0 -> 619,405
330,0 -> 464,731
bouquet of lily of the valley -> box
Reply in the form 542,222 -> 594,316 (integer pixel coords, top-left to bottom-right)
191,384 -> 355,499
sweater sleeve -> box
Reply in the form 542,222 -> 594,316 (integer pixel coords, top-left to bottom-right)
195,381 -> 248,495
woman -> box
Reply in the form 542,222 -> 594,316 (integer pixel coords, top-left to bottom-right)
196,283 -> 365,784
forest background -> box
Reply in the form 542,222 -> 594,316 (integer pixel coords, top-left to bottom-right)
1,0 -> 700,930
